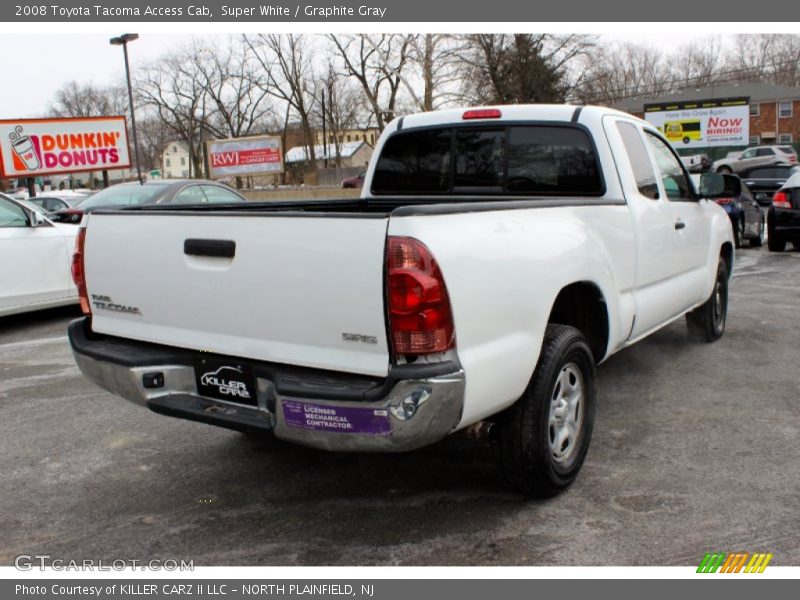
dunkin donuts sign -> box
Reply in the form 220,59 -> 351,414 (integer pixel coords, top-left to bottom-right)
0,117 -> 131,178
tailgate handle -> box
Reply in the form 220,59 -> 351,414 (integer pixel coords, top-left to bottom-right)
184,239 -> 236,258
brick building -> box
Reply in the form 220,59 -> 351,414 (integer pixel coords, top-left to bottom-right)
614,82 -> 800,156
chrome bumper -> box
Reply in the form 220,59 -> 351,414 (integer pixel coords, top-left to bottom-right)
71,333 -> 465,453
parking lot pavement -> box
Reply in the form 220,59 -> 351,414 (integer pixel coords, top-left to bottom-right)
1,247 -> 799,567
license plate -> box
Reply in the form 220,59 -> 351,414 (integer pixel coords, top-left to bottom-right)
282,399 -> 391,436
194,357 -> 257,406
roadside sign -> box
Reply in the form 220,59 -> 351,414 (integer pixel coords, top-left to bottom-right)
206,135 -> 283,179
644,97 -> 750,148
0,116 -> 131,178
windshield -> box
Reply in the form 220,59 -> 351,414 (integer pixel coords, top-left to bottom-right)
78,184 -> 168,209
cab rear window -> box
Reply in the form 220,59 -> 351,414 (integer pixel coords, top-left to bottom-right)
371,125 -> 604,196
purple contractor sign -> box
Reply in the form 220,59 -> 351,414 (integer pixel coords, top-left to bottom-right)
282,400 -> 392,436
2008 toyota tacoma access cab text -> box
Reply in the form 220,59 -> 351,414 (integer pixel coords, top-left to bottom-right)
68,105 -> 735,497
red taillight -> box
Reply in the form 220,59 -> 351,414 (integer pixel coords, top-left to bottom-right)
462,108 -> 501,120
71,228 -> 91,315
773,190 -> 792,209
387,237 -> 455,356
716,197 -> 733,205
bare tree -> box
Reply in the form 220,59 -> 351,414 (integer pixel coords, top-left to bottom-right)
192,38 -> 275,140
726,34 -> 800,86
245,33 -> 319,170
136,46 -> 213,177
405,34 -> 466,111
328,34 -> 413,130
575,42 -> 669,105
49,81 -> 128,118
316,63 -> 362,166
670,37 -> 727,88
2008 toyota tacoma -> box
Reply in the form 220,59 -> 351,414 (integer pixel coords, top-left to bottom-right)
68,105 -> 734,496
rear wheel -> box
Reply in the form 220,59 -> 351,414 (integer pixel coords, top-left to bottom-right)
768,233 -> 786,252
686,258 -> 728,343
494,324 -> 596,497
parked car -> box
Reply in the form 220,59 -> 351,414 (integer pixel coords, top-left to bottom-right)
739,163 -> 800,206
0,193 -> 78,317
50,180 -> 246,223
681,153 -> 711,173
692,174 -> 764,248
767,171 -> 800,252
341,170 -> 366,189
712,145 -> 797,175
69,105 -> 734,497
24,193 -> 85,214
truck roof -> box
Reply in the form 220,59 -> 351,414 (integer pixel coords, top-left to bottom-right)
394,104 -> 641,130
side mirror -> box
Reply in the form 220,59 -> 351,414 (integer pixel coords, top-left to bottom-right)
29,210 -> 46,227
698,172 -> 734,198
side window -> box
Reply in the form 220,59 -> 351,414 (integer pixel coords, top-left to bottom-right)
616,122 -> 659,199
200,185 -> 244,203
0,197 -> 29,227
756,148 -> 774,157
371,129 -> 452,194
644,133 -> 693,201
740,149 -> 755,159
172,186 -> 208,205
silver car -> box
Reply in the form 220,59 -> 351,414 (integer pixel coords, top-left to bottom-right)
713,145 -> 798,174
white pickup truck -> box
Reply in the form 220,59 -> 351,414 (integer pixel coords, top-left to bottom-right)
69,105 -> 734,497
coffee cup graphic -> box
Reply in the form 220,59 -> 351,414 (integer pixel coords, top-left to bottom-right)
9,126 -> 40,171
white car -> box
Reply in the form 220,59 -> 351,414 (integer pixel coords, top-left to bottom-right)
0,193 -> 79,317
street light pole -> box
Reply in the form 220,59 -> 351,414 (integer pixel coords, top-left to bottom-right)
110,33 -> 143,184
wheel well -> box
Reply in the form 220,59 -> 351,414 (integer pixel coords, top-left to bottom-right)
547,282 -> 609,363
720,242 -> 733,276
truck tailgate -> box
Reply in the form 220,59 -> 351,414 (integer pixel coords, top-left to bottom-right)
83,212 -> 391,377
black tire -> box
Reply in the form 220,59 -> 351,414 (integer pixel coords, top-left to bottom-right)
683,136 -> 690,144
768,233 -> 786,252
686,258 -> 728,343
494,324 -> 596,497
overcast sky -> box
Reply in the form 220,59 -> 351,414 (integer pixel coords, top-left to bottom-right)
1,32 -> 716,119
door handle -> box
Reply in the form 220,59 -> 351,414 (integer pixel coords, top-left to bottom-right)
184,239 -> 236,258
674,221 -> 686,230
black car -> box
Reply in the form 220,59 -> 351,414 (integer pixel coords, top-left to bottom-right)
767,172 -> 800,252
695,174 -> 764,248
739,164 -> 800,207
50,179 -> 246,223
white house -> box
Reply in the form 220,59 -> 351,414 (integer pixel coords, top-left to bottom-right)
285,141 -> 373,169
161,142 -> 191,178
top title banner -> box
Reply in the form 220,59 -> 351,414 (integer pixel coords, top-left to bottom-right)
3,0 -> 796,21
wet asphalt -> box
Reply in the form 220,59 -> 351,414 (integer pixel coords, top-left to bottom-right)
1,244 -> 798,566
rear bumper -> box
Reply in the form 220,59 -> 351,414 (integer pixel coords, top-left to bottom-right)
769,207 -> 800,240
69,319 -> 465,452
